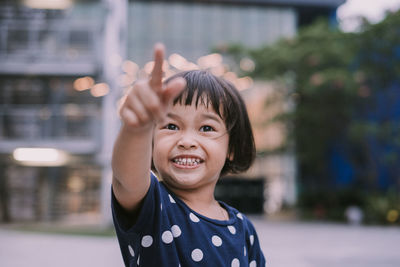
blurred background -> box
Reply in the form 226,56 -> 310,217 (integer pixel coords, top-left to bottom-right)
1,0 -> 399,227
1,0 -> 400,226
0,0 -> 400,267
0,0 -> 400,265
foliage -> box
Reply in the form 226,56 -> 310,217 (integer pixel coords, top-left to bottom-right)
364,189 -> 400,225
220,11 -> 400,184
298,188 -> 400,225
220,19 -> 359,185
218,10 -> 400,224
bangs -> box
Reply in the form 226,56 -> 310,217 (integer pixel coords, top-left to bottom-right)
167,70 -> 232,123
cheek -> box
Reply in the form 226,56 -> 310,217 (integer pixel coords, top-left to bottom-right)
152,150 -> 165,174
152,133 -> 162,152
152,137 -> 170,167
213,137 -> 230,162
152,142 -> 162,160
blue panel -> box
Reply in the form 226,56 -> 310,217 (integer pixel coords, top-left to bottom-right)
329,145 -> 354,186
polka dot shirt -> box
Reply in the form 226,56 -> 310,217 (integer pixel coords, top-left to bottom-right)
112,173 -> 266,266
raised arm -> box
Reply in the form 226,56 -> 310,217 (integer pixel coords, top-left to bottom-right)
112,44 -> 186,212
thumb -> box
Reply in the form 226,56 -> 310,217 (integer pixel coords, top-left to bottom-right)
161,77 -> 186,106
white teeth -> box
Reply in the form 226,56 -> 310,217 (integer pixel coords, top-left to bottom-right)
173,157 -> 201,166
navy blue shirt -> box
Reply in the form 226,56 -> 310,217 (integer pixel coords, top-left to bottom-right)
112,173 -> 266,266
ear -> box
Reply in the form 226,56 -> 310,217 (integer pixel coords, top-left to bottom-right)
227,151 -> 234,162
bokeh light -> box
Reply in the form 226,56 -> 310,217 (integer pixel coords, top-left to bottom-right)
90,83 -> 110,97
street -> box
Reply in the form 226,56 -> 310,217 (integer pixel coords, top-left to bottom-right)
1,218 -> 399,267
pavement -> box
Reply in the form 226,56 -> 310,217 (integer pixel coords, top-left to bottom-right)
252,218 -> 400,267
1,217 -> 400,267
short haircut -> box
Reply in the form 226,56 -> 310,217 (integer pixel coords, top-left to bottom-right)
164,70 -> 256,175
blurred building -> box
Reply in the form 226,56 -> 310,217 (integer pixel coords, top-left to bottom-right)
0,0 -> 345,224
0,0 -> 105,223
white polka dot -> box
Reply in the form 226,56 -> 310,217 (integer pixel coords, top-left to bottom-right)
189,212 -> 200,222
249,235 -> 254,246
231,258 -> 240,267
137,255 -> 140,265
141,235 -> 153,247
244,246 -> 247,256
191,248 -> 203,262
162,230 -> 174,244
237,213 -> 243,220
128,245 -> 135,257
249,260 -> 257,267
169,194 -> 176,203
171,225 -> 182,238
211,235 -> 222,247
227,225 -> 236,234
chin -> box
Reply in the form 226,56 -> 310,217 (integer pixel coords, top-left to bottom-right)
172,176 -> 200,187
162,173 -> 201,189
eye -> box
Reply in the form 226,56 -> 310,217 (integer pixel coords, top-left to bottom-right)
200,125 -> 215,132
165,123 -> 179,131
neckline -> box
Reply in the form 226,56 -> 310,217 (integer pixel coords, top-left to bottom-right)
160,181 -> 237,226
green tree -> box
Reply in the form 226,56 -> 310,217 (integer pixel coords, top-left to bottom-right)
219,10 -> 400,223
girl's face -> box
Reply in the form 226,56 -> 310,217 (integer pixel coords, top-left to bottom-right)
153,102 -> 230,191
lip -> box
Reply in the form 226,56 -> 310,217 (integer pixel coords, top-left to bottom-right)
171,154 -> 204,169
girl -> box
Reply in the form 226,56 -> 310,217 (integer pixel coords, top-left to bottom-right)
112,43 -> 266,266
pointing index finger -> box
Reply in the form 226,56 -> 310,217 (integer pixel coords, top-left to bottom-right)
149,43 -> 165,92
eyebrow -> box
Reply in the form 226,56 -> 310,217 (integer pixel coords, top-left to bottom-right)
166,112 -> 223,124
201,113 -> 223,124
166,113 -> 182,121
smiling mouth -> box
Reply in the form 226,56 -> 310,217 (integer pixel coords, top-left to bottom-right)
172,157 -> 203,167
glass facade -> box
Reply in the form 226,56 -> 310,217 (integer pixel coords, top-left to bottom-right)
4,164 -> 101,222
127,2 -> 296,65
0,77 -> 99,141
0,2 -> 103,223
0,4 -> 101,72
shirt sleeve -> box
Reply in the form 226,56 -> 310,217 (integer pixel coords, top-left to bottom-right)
246,219 -> 267,266
111,173 -> 159,233
111,173 -> 161,266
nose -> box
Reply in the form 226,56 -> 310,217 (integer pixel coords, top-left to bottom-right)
177,131 -> 198,149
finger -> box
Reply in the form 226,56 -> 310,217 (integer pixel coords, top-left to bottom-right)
137,86 -> 163,120
161,77 -> 186,106
149,43 -> 165,91
126,93 -> 151,124
120,107 -> 139,127
117,94 -> 129,118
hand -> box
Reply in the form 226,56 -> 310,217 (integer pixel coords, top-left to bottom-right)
119,43 -> 186,132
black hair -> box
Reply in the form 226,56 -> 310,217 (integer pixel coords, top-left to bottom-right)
164,70 -> 256,175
